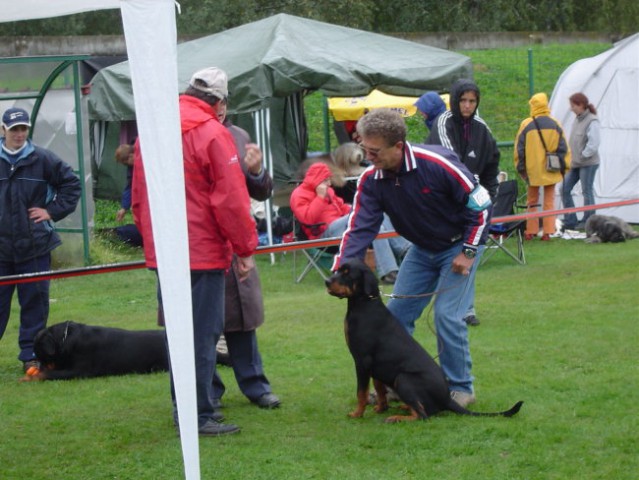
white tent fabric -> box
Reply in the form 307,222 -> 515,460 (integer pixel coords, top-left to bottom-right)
549,33 -> 639,223
3,0 -> 120,22
2,2 -> 201,479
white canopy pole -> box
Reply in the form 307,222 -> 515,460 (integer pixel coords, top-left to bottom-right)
254,108 -> 276,264
120,1 -> 200,479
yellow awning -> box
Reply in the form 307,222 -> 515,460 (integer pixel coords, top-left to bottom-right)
328,89 -> 418,121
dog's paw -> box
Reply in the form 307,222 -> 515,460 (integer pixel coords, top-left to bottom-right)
19,367 -> 44,382
373,402 -> 389,414
384,414 -> 419,423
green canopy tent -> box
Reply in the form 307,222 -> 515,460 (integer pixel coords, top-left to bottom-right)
88,13 -> 471,248
89,13 -> 471,186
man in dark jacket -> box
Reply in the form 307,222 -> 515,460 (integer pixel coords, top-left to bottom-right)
427,79 -> 501,327
0,107 -> 81,372
334,108 -> 492,408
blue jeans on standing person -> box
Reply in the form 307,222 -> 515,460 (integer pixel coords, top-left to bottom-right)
161,270 -> 225,428
386,243 -> 476,394
0,254 -> 51,362
562,164 -> 600,228
323,214 -> 410,278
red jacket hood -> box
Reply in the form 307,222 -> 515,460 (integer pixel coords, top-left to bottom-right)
180,95 -> 220,133
303,162 -> 333,190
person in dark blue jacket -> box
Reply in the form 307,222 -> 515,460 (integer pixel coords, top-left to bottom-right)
334,108 -> 492,408
414,91 -> 447,134
0,107 -> 81,372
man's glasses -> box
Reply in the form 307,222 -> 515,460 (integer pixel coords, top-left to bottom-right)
358,143 -> 385,156
358,142 -> 397,157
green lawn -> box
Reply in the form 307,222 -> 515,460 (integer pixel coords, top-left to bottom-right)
1,236 -> 638,479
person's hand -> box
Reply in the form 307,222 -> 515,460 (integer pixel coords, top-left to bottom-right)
244,143 -> 263,175
28,207 -> 51,223
116,208 -> 127,222
451,252 -> 474,276
316,180 -> 329,198
236,255 -> 255,281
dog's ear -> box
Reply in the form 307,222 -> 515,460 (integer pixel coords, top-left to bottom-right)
34,330 -> 57,361
362,264 -> 380,297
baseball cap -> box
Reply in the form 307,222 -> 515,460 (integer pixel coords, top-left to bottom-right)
189,67 -> 228,100
2,107 -> 31,130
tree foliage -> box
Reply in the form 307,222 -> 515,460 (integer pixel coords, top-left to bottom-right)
3,0 -> 637,36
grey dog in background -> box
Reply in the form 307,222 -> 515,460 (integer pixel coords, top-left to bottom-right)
585,214 -> 639,243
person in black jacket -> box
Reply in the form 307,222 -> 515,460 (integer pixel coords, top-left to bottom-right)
427,79 -> 500,327
0,107 -> 81,372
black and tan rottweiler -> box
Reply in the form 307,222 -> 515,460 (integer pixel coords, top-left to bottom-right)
25,321 -> 168,381
326,258 -> 523,422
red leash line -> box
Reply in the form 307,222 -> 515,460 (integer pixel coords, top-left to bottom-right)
2,198 -> 638,285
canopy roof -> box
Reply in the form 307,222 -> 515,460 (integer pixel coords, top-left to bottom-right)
3,0 -> 119,22
89,13 -> 472,120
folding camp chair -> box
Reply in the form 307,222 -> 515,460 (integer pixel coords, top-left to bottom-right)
481,180 -> 527,265
277,206 -> 337,283
291,220 -> 339,283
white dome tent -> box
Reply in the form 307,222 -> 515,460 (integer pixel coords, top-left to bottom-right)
549,33 -> 639,223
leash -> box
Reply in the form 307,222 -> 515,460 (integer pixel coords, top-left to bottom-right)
379,269 -> 472,361
62,321 -> 71,345
380,276 -> 466,300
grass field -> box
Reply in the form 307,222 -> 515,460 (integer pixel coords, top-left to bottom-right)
1,236 -> 638,479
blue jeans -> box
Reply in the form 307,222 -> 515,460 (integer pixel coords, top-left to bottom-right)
0,254 -> 51,362
161,270 -> 225,427
386,243 -> 476,393
562,164 -> 599,227
323,214 -> 410,277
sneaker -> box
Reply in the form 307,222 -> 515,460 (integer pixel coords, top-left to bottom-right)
23,359 -> 40,374
198,419 -> 240,437
380,271 -> 398,285
251,392 -> 281,409
524,233 -> 535,241
450,390 -> 476,408
540,234 -> 551,241
463,314 -> 480,326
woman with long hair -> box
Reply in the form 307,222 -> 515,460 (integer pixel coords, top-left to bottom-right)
562,92 -> 601,230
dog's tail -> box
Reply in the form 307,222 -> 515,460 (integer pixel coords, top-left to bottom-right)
449,400 -> 524,418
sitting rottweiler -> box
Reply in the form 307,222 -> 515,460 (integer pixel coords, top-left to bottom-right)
24,321 -> 168,381
326,259 -> 523,422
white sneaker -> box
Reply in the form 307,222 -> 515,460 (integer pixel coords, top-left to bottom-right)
450,390 -> 476,408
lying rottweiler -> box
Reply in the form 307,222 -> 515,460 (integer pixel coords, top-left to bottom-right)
326,259 -> 523,422
24,321 -> 168,381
